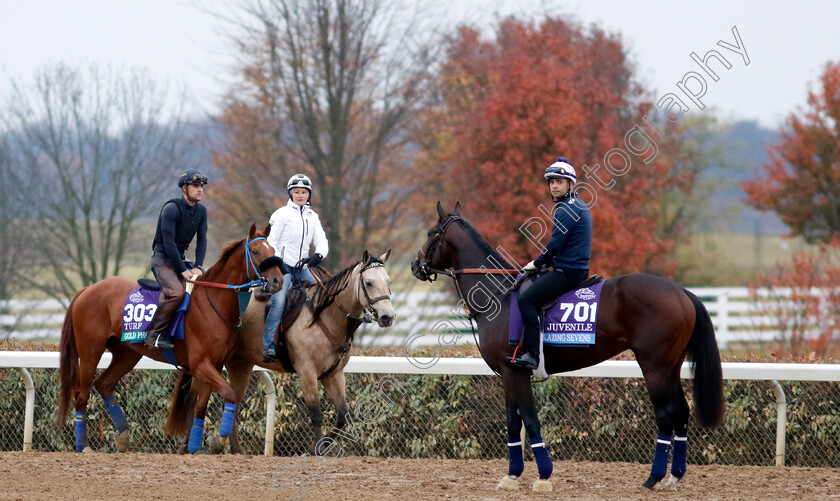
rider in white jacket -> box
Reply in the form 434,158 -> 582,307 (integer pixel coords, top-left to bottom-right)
262,174 -> 329,362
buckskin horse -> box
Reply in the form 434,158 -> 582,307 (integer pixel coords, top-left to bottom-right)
186,250 -> 396,455
57,224 -> 284,453
411,203 -> 724,491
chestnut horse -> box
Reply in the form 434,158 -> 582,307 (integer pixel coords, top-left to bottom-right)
57,224 -> 284,454
411,203 -> 724,491
187,250 -> 396,455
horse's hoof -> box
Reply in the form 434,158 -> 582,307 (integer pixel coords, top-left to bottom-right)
81,447 -> 95,454
662,475 -> 681,491
208,437 -> 224,455
114,430 -> 130,453
531,479 -> 552,492
192,449 -> 208,455
641,477 -> 658,491
176,444 -> 188,455
495,475 -> 519,491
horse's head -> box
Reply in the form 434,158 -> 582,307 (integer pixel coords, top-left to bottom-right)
356,249 -> 395,327
248,223 -> 284,298
411,201 -> 464,282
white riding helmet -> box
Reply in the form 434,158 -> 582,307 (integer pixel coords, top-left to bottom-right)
287,174 -> 313,193
544,157 -> 576,184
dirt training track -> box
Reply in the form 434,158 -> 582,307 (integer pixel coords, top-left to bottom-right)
1,452 -> 839,501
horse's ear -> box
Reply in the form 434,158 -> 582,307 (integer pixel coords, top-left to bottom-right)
436,201 -> 447,221
379,249 -> 392,264
248,223 -> 257,239
362,249 -> 370,264
263,223 -> 272,236
453,201 -> 462,216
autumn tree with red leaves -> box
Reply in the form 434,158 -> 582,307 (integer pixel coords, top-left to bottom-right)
415,17 -> 699,277
748,246 -> 840,355
743,61 -> 840,244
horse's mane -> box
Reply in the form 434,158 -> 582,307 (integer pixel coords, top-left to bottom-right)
445,214 -> 514,268
200,237 -> 250,282
282,256 -> 383,330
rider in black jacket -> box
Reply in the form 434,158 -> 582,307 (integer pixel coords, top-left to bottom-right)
144,170 -> 208,349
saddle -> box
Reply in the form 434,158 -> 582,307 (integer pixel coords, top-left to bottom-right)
514,272 -> 603,311
137,278 -> 161,291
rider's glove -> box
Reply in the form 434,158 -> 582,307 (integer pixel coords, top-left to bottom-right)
523,261 -> 538,272
307,253 -> 324,268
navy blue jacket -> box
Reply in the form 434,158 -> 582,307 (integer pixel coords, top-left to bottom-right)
533,195 -> 591,270
152,197 -> 207,273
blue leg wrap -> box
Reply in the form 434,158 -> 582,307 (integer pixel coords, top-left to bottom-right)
671,434 -> 687,479
530,436 -> 553,480
220,403 -> 236,438
188,418 -> 205,454
650,433 -> 672,482
75,411 -> 87,452
507,436 -> 524,477
103,396 -> 128,434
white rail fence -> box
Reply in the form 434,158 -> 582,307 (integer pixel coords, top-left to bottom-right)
2,288 -> 835,348
2,351 -> 840,466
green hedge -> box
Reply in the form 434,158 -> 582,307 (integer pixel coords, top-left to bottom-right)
1,368 -> 838,467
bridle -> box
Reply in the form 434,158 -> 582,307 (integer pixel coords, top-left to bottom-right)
309,259 -> 392,323
188,235 -> 283,328
414,215 -> 518,283
414,216 -> 462,282
355,261 -> 391,321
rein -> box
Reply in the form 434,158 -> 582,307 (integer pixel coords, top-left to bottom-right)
187,236 -> 275,328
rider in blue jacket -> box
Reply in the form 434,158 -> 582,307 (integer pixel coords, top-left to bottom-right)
510,157 -> 592,370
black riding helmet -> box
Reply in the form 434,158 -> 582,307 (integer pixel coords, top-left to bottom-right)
178,170 -> 209,187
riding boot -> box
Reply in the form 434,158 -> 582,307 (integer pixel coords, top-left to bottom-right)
263,343 -> 278,363
145,331 -> 174,350
144,255 -> 184,350
512,352 -> 539,370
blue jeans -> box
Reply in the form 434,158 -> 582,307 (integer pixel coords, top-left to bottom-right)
263,267 -> 315,350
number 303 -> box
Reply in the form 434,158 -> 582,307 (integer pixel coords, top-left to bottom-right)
123,304 -> 157,322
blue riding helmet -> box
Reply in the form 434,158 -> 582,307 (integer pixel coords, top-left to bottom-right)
544,157 -> 576,184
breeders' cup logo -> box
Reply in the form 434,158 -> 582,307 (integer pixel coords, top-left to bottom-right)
129,291 -> 144,303
575,288 -> 596,301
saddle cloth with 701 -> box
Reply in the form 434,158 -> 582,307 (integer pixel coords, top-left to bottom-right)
509,280 -> 605,346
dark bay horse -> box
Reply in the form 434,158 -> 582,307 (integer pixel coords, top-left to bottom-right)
411,203 -> 724,491
57,224 -> 284,453
197,250 -> 396,455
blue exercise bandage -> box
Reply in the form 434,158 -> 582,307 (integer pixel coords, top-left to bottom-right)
671,433 -> 687,478
220,403 -> 236,438
103,396 -> 128,433
650,433 -> 672,482
188,418 -> 205,454
507,436 -> 524,477
75,411 -> 87,452
529,436 -> 553,480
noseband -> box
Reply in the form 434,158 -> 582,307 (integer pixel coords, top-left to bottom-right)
415,216 -> 462,282
357,261 -> 391,321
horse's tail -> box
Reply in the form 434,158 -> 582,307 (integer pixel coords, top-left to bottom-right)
683,288 -> 725,428
57,288 -> 86,427
165,370 -> 195,436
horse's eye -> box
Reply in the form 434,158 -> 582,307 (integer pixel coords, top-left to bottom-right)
366,281 -> 373,287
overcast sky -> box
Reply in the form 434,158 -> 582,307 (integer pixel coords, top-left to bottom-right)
2,0 -> 838,128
